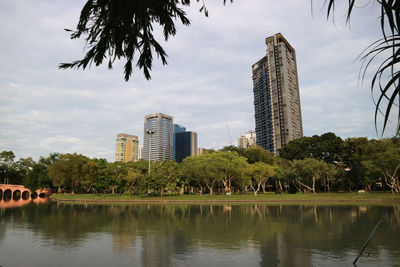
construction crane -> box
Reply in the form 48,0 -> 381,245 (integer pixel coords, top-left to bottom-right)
226,125 -> 233,146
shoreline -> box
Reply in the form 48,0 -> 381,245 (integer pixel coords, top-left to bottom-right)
50,194 -> 400,204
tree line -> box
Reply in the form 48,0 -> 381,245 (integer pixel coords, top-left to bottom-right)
1,132 -> 399,195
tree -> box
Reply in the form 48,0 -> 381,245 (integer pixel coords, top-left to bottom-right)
124,161 -> 144,194
279,133 -> 343,164
243,145 -> 273,164
105,162 -> 127,194
0,151 -> 16,184
24,153 -> 60,191
48,153 -> 97,194
361,139 -> 400,193
216,152 -> 248,193
182,153 -> 223,196
248,162 -> 275,195
288,158 -> 335,194
312,133 -> 343,164
144,160 -> 179,196
279,137 -> 314,161
341,137 -> 370,190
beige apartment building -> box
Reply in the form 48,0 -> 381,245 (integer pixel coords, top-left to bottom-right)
115,133 -> 139,162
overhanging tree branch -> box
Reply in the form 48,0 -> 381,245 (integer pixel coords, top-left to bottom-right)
59,0 -> 231,81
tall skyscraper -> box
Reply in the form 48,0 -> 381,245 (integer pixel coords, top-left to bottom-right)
115,133 -> 139,162
238,130 -> 257,149
173,124 -> 186,160
175,131 -> 198,162
252,33 -> 303,153
143,113 -> 173,161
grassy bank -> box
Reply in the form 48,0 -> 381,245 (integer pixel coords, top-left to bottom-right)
51,192 -> 400,203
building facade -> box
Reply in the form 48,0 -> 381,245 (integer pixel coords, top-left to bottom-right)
142,113 -> 174,161
238,130 -> 257,149
252,33 -> 303,153
175,131 -> 198,162
138,145 -> 143,159
115,133 -> 139,162
173,124 -> 186,160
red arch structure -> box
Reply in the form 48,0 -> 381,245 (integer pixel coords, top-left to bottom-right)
0,184 -> 52,201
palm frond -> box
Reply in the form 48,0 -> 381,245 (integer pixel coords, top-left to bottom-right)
326,0 -> 400,137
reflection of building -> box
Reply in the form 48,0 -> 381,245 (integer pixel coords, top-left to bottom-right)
260,232 -> 312,266
175,131 -> 198,162
143,113 -> 173,161
112,234 -> 137,255
116,133 -> 139,162
238,131 -> 257,148
252,33 -> 303,153
141,234 -> 173,267
173,124 -> 186,160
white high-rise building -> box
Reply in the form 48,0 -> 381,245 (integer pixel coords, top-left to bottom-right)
238,131 -> 257,149
143,113 -> 173,161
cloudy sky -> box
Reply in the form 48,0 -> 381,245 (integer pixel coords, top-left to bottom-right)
0,0 -> 396,162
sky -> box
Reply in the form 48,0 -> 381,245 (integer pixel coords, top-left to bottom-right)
0,0 -> 397,162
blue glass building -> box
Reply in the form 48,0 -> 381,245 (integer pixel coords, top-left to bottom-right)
175,131 -> 198,163
173,124 -> 186,160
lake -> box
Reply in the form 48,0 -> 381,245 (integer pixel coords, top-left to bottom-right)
0,200 -> 399,266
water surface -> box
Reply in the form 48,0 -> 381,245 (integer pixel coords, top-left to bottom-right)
0,201 -> 399,266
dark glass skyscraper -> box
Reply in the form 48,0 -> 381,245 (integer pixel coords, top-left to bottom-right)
173,124 -> 186,160
175,131 -> 198,163
252,33 -> 303,153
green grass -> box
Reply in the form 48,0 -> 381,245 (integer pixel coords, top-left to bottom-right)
51,192 -> 400,203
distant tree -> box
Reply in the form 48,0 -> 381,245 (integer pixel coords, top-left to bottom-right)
23,153 -> 60,191
220,145 -> 245,156
0,151 -> 16,184
248,162 -> 275,195
183,153 -> 223,196
279,133 -> 342,164
181,155 -> 212,195
89,158 -> 108,193
145,160 -> 179,196
124,161 -> 145,194
48,153 -> 97,194
341,137 -> 370,190
361,139 -> 400,193
105,162 -> 129,194
243,145 -> 273,164
279,137 -> 314,161
131,159 -> 149,174
288,158 -> 336,194
216,152 -> 248,193
312,132 -> 343,164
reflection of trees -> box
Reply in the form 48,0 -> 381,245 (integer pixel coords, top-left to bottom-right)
0,203 -> 399,264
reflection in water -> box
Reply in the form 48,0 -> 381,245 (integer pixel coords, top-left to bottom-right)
0,203 -> 399,266
0,196 -> 51,208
